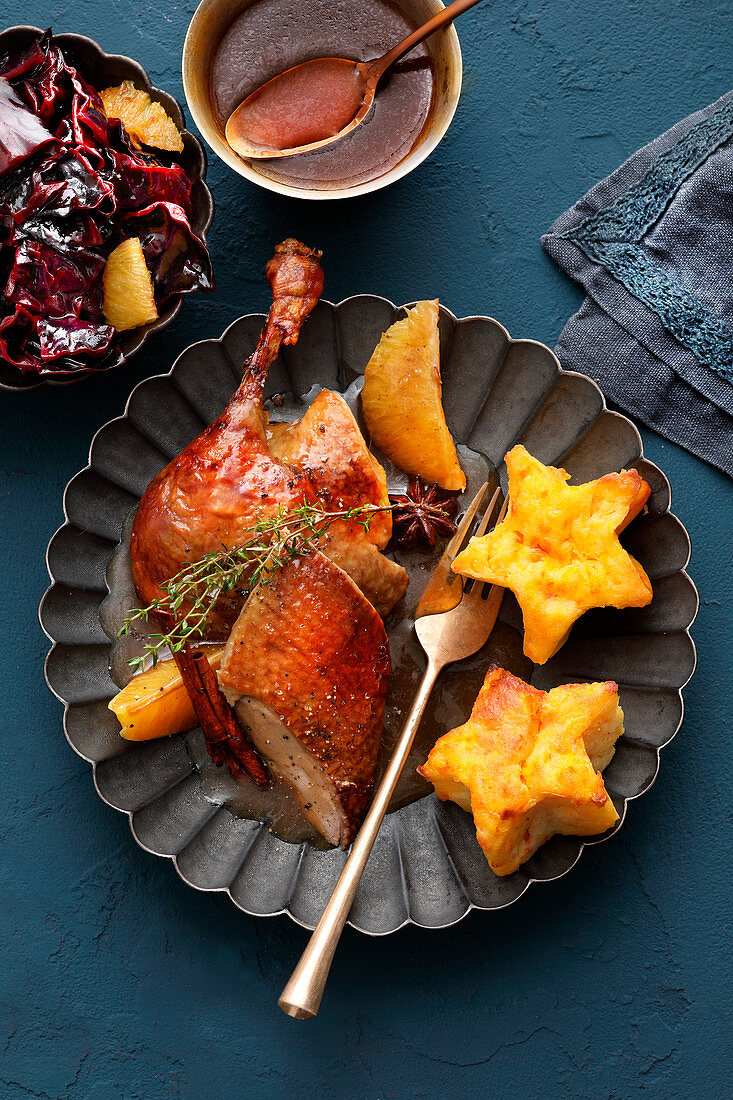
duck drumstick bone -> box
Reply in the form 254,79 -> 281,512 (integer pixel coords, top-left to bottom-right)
252,238 -> 325,376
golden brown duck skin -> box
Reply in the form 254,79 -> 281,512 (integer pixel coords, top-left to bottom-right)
218,550 -> 390,847
267,389 -> 408,616
267,389 -> 393,548
129,240 -> 324,620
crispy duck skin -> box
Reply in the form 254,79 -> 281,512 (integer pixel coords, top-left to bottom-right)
130,239 -> 324,621
267,389 -> 393,548
267,389 -> 408,615
218,551 -> 391,847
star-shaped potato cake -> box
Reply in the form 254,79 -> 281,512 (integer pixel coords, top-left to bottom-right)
452,445 -> 653,664
418,668 -> 623,876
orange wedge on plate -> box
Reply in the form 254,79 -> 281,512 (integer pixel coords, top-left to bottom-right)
110,646 -> 224,741
361,299 -> 466,491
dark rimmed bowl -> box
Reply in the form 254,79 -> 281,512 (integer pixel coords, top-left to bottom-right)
0,25 -> 214,393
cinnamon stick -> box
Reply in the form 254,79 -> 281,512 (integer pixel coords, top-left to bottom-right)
175,644 -> 270,786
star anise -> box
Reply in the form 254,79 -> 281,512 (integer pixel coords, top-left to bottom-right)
390,476 -> 460,549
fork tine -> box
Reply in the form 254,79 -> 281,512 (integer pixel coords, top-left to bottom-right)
458,486 -> 503,603
444,481 -> 492,559
461,492 -> 509,602
472,494 -> 498,540
415,482 -> 498,619
495,492 -> 510,525
472,488 -> 508,540
415,482 -> 489,619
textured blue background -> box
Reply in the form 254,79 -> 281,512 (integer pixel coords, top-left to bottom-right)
2,2 -> 731,1097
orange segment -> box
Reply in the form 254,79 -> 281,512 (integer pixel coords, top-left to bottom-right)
102,237 -> 158,332
361,299 -> 466,491
100,81 -> 184,152
110,647 -> 224,741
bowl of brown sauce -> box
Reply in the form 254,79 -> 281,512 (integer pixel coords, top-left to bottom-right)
183,0 -> 462,199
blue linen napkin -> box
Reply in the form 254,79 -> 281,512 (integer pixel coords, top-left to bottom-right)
542,91 -> 733,477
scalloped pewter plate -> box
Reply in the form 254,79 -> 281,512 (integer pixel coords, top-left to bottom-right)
0,25 -> 214,392
40,297 -> 698,935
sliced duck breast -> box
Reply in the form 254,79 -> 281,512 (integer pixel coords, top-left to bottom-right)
218,550 -> 390,847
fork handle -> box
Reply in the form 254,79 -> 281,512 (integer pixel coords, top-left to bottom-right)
278,657 -> 442,1019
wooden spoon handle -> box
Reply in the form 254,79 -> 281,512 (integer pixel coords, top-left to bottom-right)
278,658 -> 442,1020
368,0 -> 484,79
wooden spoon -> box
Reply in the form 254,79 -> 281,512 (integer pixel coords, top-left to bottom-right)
225,0 -> 484,160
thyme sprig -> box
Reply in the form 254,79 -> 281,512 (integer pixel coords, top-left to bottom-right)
118,501 -> 390,672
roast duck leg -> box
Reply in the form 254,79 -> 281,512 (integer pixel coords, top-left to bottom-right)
130,239 -> 325,621
129,240 -> 406,840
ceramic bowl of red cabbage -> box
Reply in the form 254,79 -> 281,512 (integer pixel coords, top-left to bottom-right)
0,26 -> 214,391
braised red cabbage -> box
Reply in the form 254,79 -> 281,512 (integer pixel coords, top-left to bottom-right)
0,30 -> 212,377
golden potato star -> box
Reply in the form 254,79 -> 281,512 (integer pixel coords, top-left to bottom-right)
452,445 -> 652,664
418,668 -> 623,876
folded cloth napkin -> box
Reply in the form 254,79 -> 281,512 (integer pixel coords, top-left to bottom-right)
543,91 -> 733,477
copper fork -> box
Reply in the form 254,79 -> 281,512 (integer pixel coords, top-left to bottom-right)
278,482 -> 507,1019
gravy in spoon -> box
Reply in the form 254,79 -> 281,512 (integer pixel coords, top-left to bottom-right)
228,58 -> 367,152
